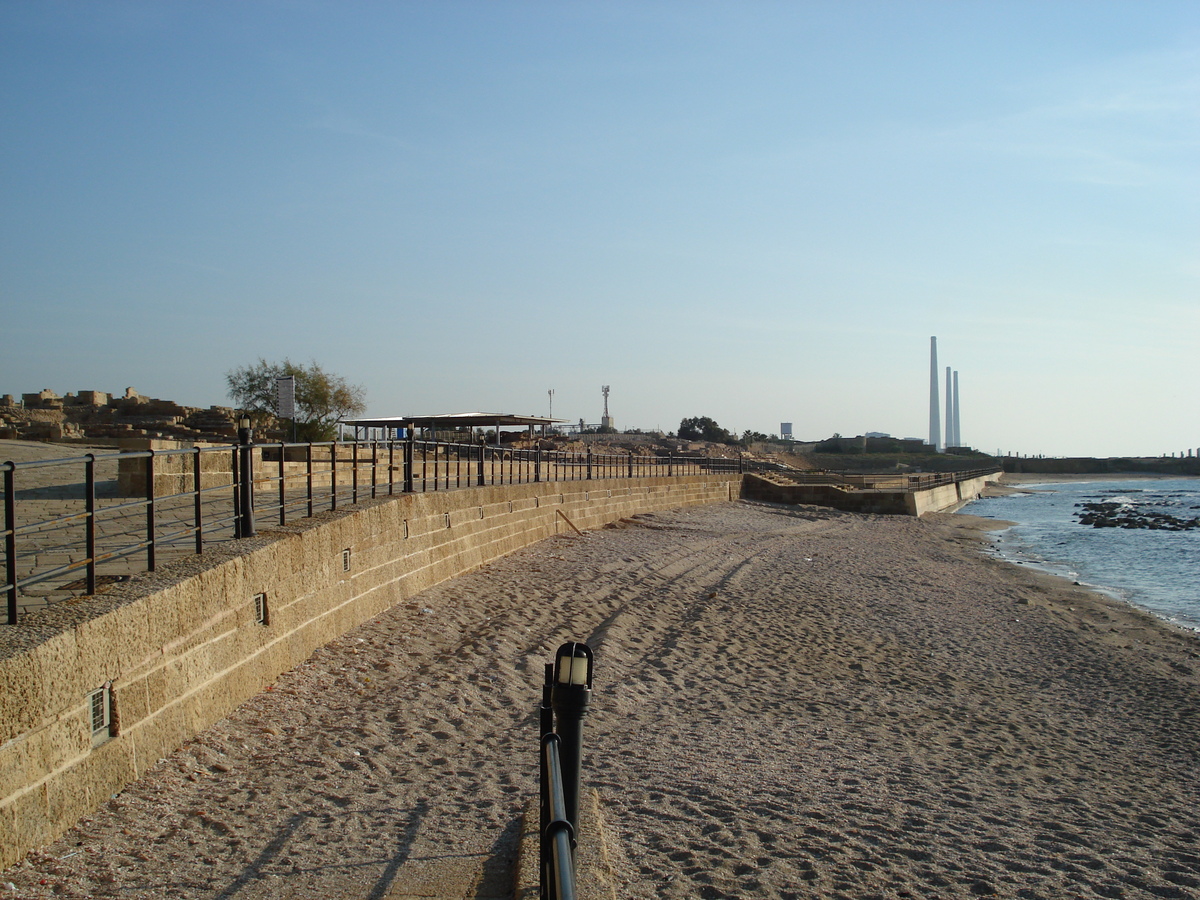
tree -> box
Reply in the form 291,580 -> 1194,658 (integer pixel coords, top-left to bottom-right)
678,416 -> 736,444
740,429 -> 771,447
226,358 -> 366,441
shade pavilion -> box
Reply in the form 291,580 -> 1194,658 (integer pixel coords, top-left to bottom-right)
339,413 -> 564,443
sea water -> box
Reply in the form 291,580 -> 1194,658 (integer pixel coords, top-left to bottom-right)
963,478 -> 1200,632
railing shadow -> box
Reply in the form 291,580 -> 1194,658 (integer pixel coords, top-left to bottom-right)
364,800 -> 429,900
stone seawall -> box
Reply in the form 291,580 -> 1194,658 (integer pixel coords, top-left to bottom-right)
741,471 -> 1000,516
0,475 -> 740,867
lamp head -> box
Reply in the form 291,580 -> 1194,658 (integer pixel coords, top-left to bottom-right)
554,641 -> 593,689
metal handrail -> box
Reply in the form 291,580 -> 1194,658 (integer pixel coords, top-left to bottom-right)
0,437 -> 767,623
540,733 -> 577,900
775,466 -> 998,493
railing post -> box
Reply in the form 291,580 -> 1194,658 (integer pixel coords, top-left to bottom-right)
586,448 -> 593,481
352,442 -> 360,503
477,440 -> 485,487
193,450 -> 204,554
4,462 -> 17,624
238,420 -> 256,537
371,441 -> 378,499
668,453 -> 673,477
278,442 -> 287,525
232,446 -> 242,539
628,451 -> 634,479
306,444 -> 315,517
404,427 -> 415,493
85,453 -> 96,595
145,450 -> 156,571
330,443 -> 338,510
535,448 -> 542,483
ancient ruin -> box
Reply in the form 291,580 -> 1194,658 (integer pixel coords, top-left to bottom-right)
0,387 -> 237,443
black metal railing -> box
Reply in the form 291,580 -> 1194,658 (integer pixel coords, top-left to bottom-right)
777,466 -> 999,492
2,438 -> 764,623
540,735 -> 575,900
2,436 -> 998,624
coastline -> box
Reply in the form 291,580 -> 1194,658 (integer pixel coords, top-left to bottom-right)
942,510 -> 1200,641
982,471 -> 1185,498
998,471 -> 1185,484
968,475 -> 1200,636
3,501 -> 1198,898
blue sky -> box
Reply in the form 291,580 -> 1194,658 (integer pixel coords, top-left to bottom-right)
2,1 -> 1196,457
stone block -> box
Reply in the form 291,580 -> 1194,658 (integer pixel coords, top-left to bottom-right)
113,676 -> 150,733
127,703 -> 186,778
78,737 -> 138,809
0,651 -> 42,742
0,785 -> 50,869
73,603 -> 147,686
0,733 -> 37,803
33,631 -> 85,723
41,709 -> 91,777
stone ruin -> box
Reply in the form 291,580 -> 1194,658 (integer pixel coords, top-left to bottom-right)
0,387 -> 238,443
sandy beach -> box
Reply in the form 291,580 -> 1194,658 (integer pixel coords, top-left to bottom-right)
3,500 -> 1199,899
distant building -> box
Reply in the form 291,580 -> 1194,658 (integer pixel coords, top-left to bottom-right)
780,422 -> 793,439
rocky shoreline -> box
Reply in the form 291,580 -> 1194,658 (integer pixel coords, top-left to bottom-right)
1076,500 -> 1200,531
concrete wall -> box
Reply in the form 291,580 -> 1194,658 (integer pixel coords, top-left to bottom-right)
0,475 -> 739,867
907,472 -> 995,516
741,476 -> 909,513
742,471 -> 1001,517
904,481 -> 963,516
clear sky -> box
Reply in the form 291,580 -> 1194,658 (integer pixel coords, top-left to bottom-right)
2,1 -> 1196,458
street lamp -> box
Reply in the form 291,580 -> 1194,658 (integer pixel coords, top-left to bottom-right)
551,641 -> 593,835
237,414 -> 256,537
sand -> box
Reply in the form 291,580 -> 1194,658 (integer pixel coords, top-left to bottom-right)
4,501 -> 1199,899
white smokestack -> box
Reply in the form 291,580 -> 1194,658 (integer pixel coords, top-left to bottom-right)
929,337 -> 941,451
945,366 -> 954,449
953,370 -> 961,447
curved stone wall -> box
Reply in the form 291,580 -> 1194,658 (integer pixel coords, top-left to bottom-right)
0,475 -> 740,867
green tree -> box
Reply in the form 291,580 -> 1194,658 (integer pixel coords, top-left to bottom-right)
678,416 -> 736,444
740,429 -> 771,447
226,358 -> 366,441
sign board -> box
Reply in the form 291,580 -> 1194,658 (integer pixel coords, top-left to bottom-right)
276,376 -> 296,420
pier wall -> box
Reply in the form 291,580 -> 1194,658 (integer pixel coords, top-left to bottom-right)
0,475 -> 739,867
741,471 -> 1001,517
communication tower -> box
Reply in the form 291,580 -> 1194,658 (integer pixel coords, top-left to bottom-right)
600,385 -> 614,431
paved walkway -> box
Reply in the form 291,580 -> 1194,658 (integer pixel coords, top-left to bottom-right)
2,441 -> 239,616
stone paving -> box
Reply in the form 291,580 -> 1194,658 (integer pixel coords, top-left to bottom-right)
1,441 -> 241,617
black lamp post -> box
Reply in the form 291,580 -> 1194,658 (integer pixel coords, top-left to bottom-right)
238,415 -> 256,537
551,641 -> 593,835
